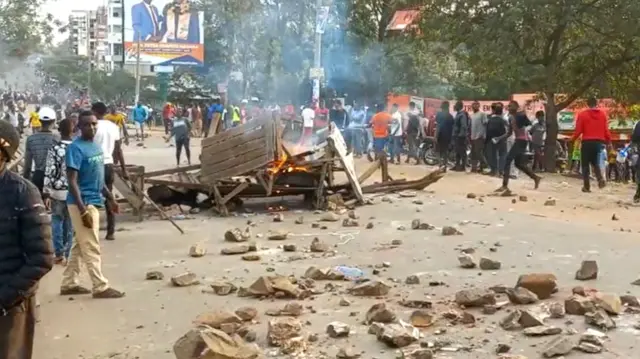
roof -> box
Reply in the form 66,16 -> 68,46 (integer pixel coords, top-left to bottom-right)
386,10 -> 421,31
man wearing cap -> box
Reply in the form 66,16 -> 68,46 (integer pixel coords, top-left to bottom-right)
0,120 -> 54,359
23,107 -> 60,195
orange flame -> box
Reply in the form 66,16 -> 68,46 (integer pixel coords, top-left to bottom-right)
267,153 -> 309,174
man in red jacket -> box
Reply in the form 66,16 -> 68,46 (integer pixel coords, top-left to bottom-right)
571,97 -> 612,192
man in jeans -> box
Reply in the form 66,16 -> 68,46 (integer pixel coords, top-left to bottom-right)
469,101 -> 488,173
435,101 -> 454,171
452,101 -> 469,171
60,111 -> 125,299
23,107 -> 59,194
0,120 -> 53,359
44,119 -> 74,264
389,104 -> 404,163
405,101 -> 422,164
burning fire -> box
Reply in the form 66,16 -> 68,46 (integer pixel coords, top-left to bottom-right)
267,153 -> 309,174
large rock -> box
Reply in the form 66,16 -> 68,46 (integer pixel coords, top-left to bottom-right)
304,266 -> 344,281
454,289 -> 496,307
507,287 -> 539,305
523,326 -> 562,336
221,245 -> 251,255
575,260 -> 598,280
211,281 -> 238,296
458,254 -> 477,269
592,292 -> 622,315
516,273 -> 557,299
173,326 -> 260,359
310,238 -> 330,252
585,309 -> 616,330
267,230 -> 289,241
479,257 -> 502,270
336,347 -> 361,359
409,310 -> 435,328
247,276 -> 300,298
267,318 -> 302,346
565,295 -> 595,315
365,303 -> 396,324
189,243 -> 207,257
194,311 -> 242,329
349,280 -> 391,296
542,336 -> 575,358
225,228 -> 251,242
326,321 -> 350,338
235,307 -> 258,321
376,322 -> 420,348
171,272 -> 199,287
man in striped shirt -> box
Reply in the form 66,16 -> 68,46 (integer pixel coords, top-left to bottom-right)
23,107 -> 59,195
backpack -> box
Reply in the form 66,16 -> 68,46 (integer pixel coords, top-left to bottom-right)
407,113 -> 420,134
487,115 -> 506,137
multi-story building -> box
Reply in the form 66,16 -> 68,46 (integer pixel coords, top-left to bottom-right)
68,7 -> 109,70
105,0 -> 124,73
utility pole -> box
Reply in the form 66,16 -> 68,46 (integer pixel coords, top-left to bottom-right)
312,0 -> 323,104
134,34 -> 142,104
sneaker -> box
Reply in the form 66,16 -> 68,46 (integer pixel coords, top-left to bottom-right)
494,186 -> 509,193
582,187 -> 591,193
60,286 -> 92,295
534,176 -> 542,190
92,288 -> 125,299
598,179 -> 606,189
105,233 -> 115,241
54,256 -> 65,265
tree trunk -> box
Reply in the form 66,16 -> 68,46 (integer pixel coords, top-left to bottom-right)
543,92 -> 558,172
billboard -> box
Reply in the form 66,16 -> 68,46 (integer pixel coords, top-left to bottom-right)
124,0 -> 204,66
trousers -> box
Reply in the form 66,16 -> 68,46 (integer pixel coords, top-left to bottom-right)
104,164 -> 115,236
0,296 -> 36,359
51,199 -> 73,258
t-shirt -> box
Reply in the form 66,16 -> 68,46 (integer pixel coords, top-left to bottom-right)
371,112 -> 392,138
171,117 -> 191,141
66,139 -> 105,207
30,111 -> 41,128
390,112 -> 403,136
105,113 -> 126,128
302,108 -> 315,128
469,111 -> 488,140
94,120 -> 121,165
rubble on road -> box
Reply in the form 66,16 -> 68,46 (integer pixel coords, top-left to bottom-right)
506,287 -> 539,305
366,303 -> 396,324
515,273 -> 557,299
266,302 -> 304,317
454,288 -> 496,307
171,272 -> 199,287
304,266 -> 345,280
267,317 -> 303,346
442,226 -> 463,236
188,243 -> 206,257
326,321 -> 351,338
541,336 -> 575,357
246,276 -> 303,298
348,280 -> 391,296
145,271 -> 164,280
310,237 -> 330,252
173,326 -> 260,359
211,281 -> 238,296
575,260 -> 598,280
336,347 -> 361,359
225,228 -> 251,242
375,321 -> 420,348
479,257 -> 501,270
457,253 -> 477,268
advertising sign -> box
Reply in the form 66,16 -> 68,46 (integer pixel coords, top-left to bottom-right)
124,0 -> 204,66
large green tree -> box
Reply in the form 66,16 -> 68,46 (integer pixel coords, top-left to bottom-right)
419,0 -> 640,170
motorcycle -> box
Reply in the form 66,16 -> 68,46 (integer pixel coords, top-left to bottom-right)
419,137 -> 470,167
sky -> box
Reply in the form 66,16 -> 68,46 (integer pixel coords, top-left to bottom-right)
43,0 -> 107,43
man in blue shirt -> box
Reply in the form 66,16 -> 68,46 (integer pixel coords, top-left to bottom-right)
132,102 -> 148,142
205,98 -> 224,137
60,111 -> 124,299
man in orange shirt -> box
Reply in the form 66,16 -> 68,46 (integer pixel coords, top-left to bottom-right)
370,104 -> 392,157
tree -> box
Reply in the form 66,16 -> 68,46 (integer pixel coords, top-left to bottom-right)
419,0 -> 640,170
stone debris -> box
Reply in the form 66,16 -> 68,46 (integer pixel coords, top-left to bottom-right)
376,321 -> 420,348
541,336 -> 575,357
320,212 -> 341,222
267,302 -> 304,317
267,231 -> 289,241
454,289 -> 496,307
495,343 -> 511,354
620,295 -> 640,307
349,280 -> 391,296
171,272 -> 199,287
235,307 -> 258,321
498,356 -> 528,359
283,244 -> 297,252
267,317 -> 303,347
247,276 -> 300,298
575,260 -> 598,280
592,292 -> 622,315
479,257 -> 501,270
548,301 -> 566,318
339,297 -> 351,306
399,347 -> 434,359
336,347 -> 361,359
580,328 -> 606,346
565,295 -> 595,315
585,309 -> 616,330
631,278 -> 640,286
442,226 -> 463,236
500,311 -> 522,331
411,219 -> 434,230
342,218 -> 359,227
145,271 -> 164,280
366,303 -> 396,324
241,254 -> 261,261
500,309 -> 545,330
188,243 -> 206,257
506,287 -> 539,305
211,281 -> 238,296
399,299 -> 432,309
576,342 -> 602,353
466,193 -> 477,199
310,238 -> 330,252
544,198 -> 557,206
523,325 -> 562,336
173,326 -> 259,359
221,244 -> 251,255
457,254 -> 477,269
409,310 -> 435,328
294,216 -> 304,224
304,266 -> 345,280
326,321 -> 350,338
225,228 -> 251,242
347,210 -> 359,219
515,273 -> 557,299
519,309 -> 546,328
405,275 -> 420,285
273,213 -> 284,222
193,311 -> 242,329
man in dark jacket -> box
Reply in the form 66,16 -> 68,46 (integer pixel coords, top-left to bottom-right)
0,120 -> 54,359
452,100 -> 469,171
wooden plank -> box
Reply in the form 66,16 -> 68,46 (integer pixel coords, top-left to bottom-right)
358,160 -> 381,184
201,126 -> 266,152
328,127 -> 364,204
113,172 -> 145,210
200,147 -> 271,178
200,137 -> 269,170
315,162 -> 329,209
129,180 -> 185,234
144,164 -> 201,178
201,117 -> 269,148
210,183 -> 229,216
200,156 -> 274,184
221,182 -> 250,204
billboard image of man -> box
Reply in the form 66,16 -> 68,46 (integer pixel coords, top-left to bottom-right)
131,0 -> 163,42
161,0 -> 200,43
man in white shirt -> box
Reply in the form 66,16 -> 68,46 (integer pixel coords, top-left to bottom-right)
92,102 -> 128,241
389,104 -> 404,163
300,104 -> 315,146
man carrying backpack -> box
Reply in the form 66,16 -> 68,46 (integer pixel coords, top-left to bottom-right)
405,101 -> 422,164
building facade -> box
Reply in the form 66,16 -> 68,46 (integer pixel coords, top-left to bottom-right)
106,0 -> 124,72
68,7 -> 109,70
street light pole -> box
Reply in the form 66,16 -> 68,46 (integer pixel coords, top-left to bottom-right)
134,34 -> 141,104
312,0 -> 323,104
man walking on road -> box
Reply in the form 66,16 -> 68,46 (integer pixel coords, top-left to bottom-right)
452,101 -> 469,171
469,101 -> 488,172
0,120 -> 53,359
60,111 -> 124,299
571,97 -> 611,192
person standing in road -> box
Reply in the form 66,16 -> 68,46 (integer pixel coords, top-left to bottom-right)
485,103 -> 508,176
0,120 -> 53,359
571,97 -> 611,192
300,103 -> 316,146
451,101 -> 469,171
370,104 -> 391,158
132,102 -> 148,142
165,108 -> 192,166
92,102 -> 128,241
435,101 -> 454,171
529,110 -> 546,172
405,101 -> 422,165
389,104 -> 404,164
469,101 -> 488,173
23,107 -> 59,195
60,111 -> 125,299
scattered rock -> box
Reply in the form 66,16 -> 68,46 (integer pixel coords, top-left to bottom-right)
188,243 -> 206,257
193,311 -> 242,329
310,238 -> 330,253
224,228 -> 250,242
336,347 -> 361,359
339,298 -> 351,307
515,273 -> 557,299
283,244 -> 297,252
304,266 -> 344,281
565,295 -> 596,315
458,254 -> 477,269
342,218 -> 359,227
548,302 -> 566,318
399,299 -> 432,309
247,276 -> 300,298
466,193 -> 477,199
267,318 -> 302,346
409,310 -> 435,328
506,287 -> 539,305
611,213 -> 619,221
519,309 -> 546,328
500,311 -> 522,331
479,257 -> 502,270
366,303 -> 396,324
575,260 -> 598,281
145,271 -> 164,280
400,347 -> 433,359
349,280 -> 391,296
366,222 -> 374,229
235,307 -> 258,321
211,281 -> 238,296
442,226 -> 462,236
585,309 -> 616,330
620,295 -> 640,307
519,195 -> 528,202
268,231 -> 289,241
294,216 -> 304,225
495,343 -> 511,354
347,210 -> 359,219
326,321 -> 350,338
273,213 -> 284,222
541,336 -> 575,357
544,198 -> 557,206
376,322 -> 420,348
320,212 -> 341,222
523,326 -> 562,336
592,292 -> 622,315
171,272 -> 199,287
580,328 -> 606,346
405,275 -> 420,285
173,326 -> 259,359
242,254 -> 261,261
454,289 -> 496,307
221,245 -> 251,255
576,342 -> 603,354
